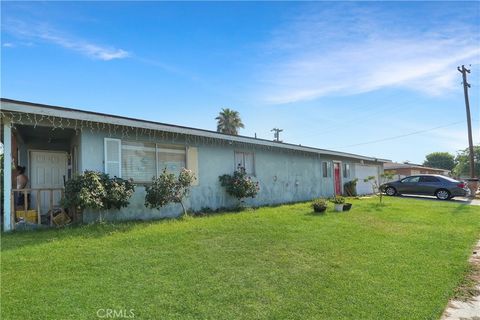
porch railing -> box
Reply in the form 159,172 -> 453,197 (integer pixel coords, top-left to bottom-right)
11,188 -> 65,229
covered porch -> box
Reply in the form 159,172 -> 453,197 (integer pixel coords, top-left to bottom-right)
2,118 -> 79,231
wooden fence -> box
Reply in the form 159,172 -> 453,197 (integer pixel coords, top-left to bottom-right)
11,188 -> 65,230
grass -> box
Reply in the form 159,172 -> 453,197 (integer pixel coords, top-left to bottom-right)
1,197 -> 479,319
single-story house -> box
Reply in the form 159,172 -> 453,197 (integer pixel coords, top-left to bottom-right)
384,162 -> 450,180
1,98 -> 389,231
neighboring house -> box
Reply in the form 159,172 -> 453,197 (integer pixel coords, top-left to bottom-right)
1,98 -> 389,231
384,162 -> 451,180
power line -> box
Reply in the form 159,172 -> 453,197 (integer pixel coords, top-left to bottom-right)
299,93 -> 442,137
337,120 -> 466,148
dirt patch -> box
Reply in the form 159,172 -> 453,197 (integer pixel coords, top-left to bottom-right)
442,240 -> 480,319
451,239 -> 480,301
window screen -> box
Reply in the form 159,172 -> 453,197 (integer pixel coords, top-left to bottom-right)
121,141 -> 156,182
322,161 -> 332,178
157,145 -> 186,176
343,163 -> 350,178
234,151 -> 255,175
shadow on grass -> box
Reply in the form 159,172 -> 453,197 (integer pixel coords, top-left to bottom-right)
1,203 -> 285,252
0,219 -> 174,252
304,212 -> 328,217
452,204 -> 476,214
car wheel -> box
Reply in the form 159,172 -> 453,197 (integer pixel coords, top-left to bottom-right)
435,189 -> 450,200
385,187 -> 396,196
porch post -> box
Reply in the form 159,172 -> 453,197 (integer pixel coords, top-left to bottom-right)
3,120 -> 12,231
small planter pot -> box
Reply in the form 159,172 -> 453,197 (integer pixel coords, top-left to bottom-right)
334,204 -> 344,212
313,206 -> 327,214
343,203 -> 352,211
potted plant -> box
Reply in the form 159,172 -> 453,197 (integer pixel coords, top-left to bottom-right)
343,203 -> 352,211
312,198 -> 328,214
330,196 -> 345,212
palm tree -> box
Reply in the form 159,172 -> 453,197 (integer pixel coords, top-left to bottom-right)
215,108 -> 245,135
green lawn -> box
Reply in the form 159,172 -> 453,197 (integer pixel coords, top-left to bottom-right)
1,197 -> 479,320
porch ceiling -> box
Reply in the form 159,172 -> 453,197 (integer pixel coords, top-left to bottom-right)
16,124 -> 76,143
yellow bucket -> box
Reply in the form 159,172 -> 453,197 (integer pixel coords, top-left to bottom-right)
16,210 -> 38,224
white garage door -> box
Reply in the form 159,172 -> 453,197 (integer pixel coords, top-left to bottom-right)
355,164 -> 379,195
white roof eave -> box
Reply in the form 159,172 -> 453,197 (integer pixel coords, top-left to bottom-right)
1,100 -> 390,163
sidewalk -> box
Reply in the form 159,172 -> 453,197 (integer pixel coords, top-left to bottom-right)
442,240 -> 480,320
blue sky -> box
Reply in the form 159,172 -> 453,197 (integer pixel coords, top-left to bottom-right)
1,1 -> 479,163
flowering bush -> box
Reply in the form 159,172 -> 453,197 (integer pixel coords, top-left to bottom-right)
62,171 -> 135,219
219,168 -> 259,202
63,171 -> 102,211
102,176 -> 135,210
145,168 -> 196,216
312,198 -> 328,213
329,195 -> 345,204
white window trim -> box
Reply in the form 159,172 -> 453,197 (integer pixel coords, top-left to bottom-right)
104,138 -> 122,178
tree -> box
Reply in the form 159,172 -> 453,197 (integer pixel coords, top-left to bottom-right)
453,145 -> 480,178
215,108 -> 244,135
219,167 -> 259,205
423,152 -> 455,170
145,168 -> 196,217
363,172 -> 394,204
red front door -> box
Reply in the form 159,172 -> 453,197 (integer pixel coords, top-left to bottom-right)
334,163 -> 341,195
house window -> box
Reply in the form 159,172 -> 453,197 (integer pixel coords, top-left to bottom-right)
122,141 -> 156,182
157,144 -> 186,177
120,141 -> 186,183
322,161 -> 332,178
343,163 -> 350,178
235,151 -> 255,175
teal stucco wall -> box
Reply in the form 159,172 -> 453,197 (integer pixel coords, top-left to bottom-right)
79,129 -> 378,222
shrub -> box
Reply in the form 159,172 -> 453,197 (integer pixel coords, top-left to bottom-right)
312,198 -> 328,213
62,171 -> 135,221
330,195 -> 345,204
63,171 -> 106,211
343,179 -> 358,196
145,168 -> 196,217
219,167 -> 259,202
102,176 -> 135,210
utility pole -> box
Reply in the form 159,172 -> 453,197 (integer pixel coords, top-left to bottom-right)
457,65 -> 475,178
271,128 -> 283,142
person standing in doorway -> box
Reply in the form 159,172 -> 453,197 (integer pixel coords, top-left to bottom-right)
16,165 -> 29,209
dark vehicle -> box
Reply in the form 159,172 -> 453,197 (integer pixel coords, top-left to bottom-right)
381,174 -> 468,200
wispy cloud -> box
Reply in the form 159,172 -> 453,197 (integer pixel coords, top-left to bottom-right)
258,4 -> 480,104
3,19 -> 129,61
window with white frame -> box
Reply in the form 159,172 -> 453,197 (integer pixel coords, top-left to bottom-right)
119,141 -> 186,182
234,151 -> 255,175
343,163 -> 350,178
322,161 -> 332,178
